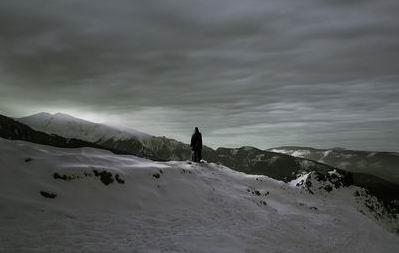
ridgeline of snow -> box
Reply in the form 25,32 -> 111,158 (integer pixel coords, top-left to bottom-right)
0,138 -> 398,252
17,112 -> 152,143
270,148 -> 310,158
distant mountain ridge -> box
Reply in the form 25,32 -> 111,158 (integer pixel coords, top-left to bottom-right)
269,146 -> 399,185
14,113 -> 338,182
5,112 -> 341,187
18,112 -> 208,161
0,114 -> 160,160
18,112 -> 152,143
4,112 -> 398,210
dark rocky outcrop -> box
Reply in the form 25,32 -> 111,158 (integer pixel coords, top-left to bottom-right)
40,191 -> 57,199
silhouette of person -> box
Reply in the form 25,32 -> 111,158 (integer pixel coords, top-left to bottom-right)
190,127 -> 202,162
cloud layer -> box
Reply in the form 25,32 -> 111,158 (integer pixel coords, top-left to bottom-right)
1,0 -> 398,151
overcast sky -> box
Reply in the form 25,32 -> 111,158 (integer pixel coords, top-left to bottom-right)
1,0 -> 398,151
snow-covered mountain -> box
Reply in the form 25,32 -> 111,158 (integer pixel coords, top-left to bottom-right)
269,146 -> 399,185
4,113 -> 337,179
16,113 -> 339,176
11,113 -> 399,207
0,114 -> 152,159
1,138 -> 398,252
18,112 -> 152,143
17,112 -> 198,161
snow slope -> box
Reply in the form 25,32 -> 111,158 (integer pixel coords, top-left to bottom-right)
0,138 -> 398,252
18,112 -> 152,143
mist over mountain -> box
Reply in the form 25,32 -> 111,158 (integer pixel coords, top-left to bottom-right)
18,112 -> 152,142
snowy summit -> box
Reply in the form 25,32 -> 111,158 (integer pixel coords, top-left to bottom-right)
18,112 -> 152,143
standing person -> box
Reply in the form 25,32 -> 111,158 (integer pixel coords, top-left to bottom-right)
190,127 -> 202,162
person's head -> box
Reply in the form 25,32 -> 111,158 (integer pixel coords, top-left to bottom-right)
194,127 -> 199,133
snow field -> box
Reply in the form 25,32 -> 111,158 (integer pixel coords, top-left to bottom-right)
0,138 -> 398,252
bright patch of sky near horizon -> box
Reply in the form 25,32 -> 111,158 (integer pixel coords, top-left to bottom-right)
0,0 -> 399,151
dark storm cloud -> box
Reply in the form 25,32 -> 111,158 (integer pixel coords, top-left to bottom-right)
0,0 -> 398,151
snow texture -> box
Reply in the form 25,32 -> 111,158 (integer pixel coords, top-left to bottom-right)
0,138 -> 398,252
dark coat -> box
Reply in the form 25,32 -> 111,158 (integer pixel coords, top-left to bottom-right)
190,130 -> 202,151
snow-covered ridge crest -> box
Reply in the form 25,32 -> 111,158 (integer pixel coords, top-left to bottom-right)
0,138 -> 398,252
17,112 -> 152,143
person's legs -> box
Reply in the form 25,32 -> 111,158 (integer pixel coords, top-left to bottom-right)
192,151 -> 196,162
193,150 -> 200,162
